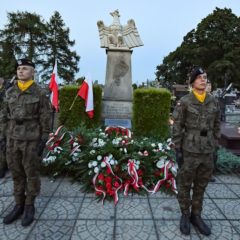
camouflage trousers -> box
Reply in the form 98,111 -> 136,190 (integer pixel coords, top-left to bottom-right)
6,139 -> 41,205
177,150 -> 214,215
0,148 -> 7,170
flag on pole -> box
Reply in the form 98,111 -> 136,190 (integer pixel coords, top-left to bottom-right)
78,74 -> 94,118
49,60 -> 59,111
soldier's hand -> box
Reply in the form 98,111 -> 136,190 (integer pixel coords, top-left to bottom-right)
37,137 -> 48,157
175,148 -> 184,168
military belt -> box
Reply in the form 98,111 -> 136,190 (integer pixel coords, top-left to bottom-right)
185,128 -> 211,137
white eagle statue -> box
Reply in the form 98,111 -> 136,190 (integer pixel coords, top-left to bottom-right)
97,9 -> 144,49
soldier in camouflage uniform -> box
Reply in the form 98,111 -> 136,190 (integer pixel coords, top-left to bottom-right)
0,78 -> 8,178
0,59 -> 52,227
172,67 -> 220,236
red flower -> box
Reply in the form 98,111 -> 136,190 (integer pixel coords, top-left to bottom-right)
113,181 -> 120,188
98,173 -> 105,181
165,182 -> 171,188
95,191 -> 102,196
107,189 -> 114,196
106,182 -> 112,190
105,176 -> 112,183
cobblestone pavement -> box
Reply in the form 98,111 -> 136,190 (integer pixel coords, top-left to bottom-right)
0,173 -> 240,240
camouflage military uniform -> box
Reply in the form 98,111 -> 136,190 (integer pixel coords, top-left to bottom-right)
172,92 -> 220,215
0,83 -> 7,174
0,82 -> 51,205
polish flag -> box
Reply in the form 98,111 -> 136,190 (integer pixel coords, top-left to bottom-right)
49,61 -> 59,111
78,74 -> 94,118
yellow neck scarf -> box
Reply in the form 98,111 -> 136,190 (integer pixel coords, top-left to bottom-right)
17,80 -> 34,92
192,89 -> 206,103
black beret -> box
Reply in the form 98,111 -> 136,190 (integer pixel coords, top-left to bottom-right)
15,58 -> 35,69
190,67 -> 206,84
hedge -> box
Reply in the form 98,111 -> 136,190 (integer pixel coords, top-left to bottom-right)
58,85 -> 102,129
133,88 -> 171,138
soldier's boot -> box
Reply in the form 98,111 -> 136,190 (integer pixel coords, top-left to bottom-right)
190,214 -> 211,236
180,214 -> 190,235
209,176 -> 216,182
21,205 -> 35,227
3,204 -> 24,224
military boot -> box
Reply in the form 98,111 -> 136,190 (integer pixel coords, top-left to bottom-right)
3,204 -> 24,224
190,214 -> 211,236
180,214 -> 190,235
21,205 -> 35,227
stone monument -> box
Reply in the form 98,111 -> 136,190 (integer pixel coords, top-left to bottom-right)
97,10 -> 143,128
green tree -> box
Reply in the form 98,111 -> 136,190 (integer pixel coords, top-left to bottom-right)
156,8 -> 240,88
41,11 -> 80,84
0,11 -> 47,68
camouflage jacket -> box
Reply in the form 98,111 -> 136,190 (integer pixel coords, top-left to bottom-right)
172,92 -> 221,153
0,82 -> 52,141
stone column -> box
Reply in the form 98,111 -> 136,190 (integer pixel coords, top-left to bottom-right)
102,48 -> 133,128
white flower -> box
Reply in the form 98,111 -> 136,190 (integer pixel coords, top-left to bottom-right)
93,138 -> 97,142
101,161 -> 106,168
88,162 -> 92,168
73,142 -> 78,147
92,161 -> 98,167
165,146 -> 170,151
158,143 -> 163,150
54,146 -> 62,153
120,148 -> 123,151
110,160 -> 115,165
151,143 -> 156,147
115,160 -> 118,165
97,155 -> 102,161
90,150 -> 96,155
156,159 -> 165,169
167,138 -> 172,143
88,170 -> 92,175
73,152 -> 79,157
112,139 -> 119,145
108,154 -> 113,159
124,148 -> 127,153
94,167 -> 99,173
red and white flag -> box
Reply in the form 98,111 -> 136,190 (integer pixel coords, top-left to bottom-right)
78,74 -> 94,118
49,60 -> 59,111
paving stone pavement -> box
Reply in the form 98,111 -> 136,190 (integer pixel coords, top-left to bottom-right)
0,173 -> 240,240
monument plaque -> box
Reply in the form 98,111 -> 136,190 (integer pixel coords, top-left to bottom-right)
97,10 -> 143,127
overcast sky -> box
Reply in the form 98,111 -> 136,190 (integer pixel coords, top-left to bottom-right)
1,0 -> 240,84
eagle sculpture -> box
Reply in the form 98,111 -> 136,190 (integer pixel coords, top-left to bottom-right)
97,10 -> 144,49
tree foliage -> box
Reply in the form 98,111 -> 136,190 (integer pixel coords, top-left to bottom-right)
156,8 -> 240,89
41,11 -> 80,83
0,11 -> 80,83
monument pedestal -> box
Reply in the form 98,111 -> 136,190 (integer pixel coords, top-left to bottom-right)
102,99 -> 132,128
102,48 -> 133,128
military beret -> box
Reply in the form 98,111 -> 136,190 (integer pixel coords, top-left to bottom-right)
190,67 -> 206,84
15,58 -> 35,69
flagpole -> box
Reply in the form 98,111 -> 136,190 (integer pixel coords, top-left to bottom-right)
69,92 -> 79,111
51,108 -> 55,131
60,90 -> 79,125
